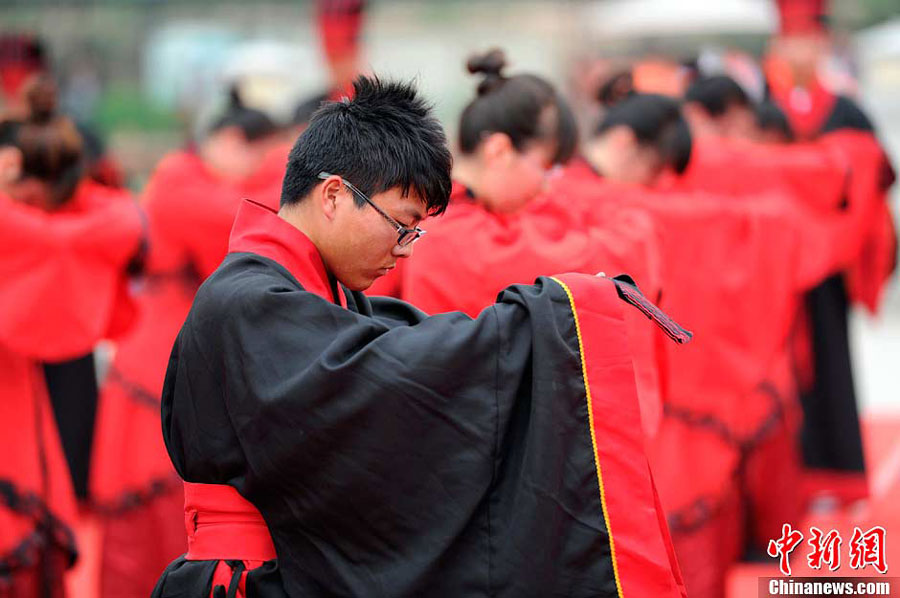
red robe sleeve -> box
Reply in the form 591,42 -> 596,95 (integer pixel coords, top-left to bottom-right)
819,130 -> 897,313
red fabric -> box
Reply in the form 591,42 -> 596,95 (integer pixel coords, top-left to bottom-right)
98,486 -> 185,598
681,132 -> 896,312
0,184 -> 142,596
553,273 -> 686,598
674,136 -> 845,209
775,0 -> 828,34
400,178 -> 665,436
88,155 -> 126,190
90,151 -> 284,597
228,199 -> 347,308
671,134 -> 869,392
317,0 -> 364,64
0,547 -> 70,598
0,33 -> 45,98
764,57 -> 837,141
817,130 -> 897,314
183,483 -> 275,562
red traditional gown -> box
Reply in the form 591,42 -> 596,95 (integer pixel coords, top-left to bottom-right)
0,182 -> 143,597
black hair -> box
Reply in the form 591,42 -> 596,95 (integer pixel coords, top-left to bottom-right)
595,93 -> 692,174
684,75 -> 750,117
755,101 -> 795,141
209,86 -> 278,142
459,48 -> 577,165
280,75 -> 452,216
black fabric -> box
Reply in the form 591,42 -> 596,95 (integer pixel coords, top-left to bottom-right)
797,95 -> 876,476
820,96 -> 875,135
800,274 -> 865,472
158,252 -> 620,597
151,557 -> 220,598
42,352 -> 98,500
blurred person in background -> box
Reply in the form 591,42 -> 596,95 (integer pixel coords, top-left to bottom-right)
0,110 -> 143,597
445,49 -> 577,216
89,87 -> 283,598
0,34 -> 124,188
682,74 -> 758,141
576,91 -> 692,187
764,0 -> 897,509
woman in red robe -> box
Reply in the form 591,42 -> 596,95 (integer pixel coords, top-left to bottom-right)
89,96 -> 286,598
0,117 -> 144,597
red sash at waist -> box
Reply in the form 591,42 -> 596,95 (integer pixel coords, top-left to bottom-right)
183,482 -> 276,561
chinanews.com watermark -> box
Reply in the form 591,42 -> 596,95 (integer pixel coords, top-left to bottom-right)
761,524 -> 895,597
760,578 -> 897,596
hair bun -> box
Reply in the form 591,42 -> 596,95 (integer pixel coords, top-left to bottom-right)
467,49 -> 507,95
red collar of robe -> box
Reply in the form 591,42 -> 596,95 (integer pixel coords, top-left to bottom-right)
228,198 -> 347,308
764,55 -> 836,140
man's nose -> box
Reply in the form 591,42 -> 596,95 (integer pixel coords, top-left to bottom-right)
392,243 -> 414,258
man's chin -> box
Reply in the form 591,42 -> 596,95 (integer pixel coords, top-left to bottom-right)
343,276 -> 377,293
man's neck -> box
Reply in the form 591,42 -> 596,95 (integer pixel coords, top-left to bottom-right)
276,204 -> 343,305
278,203 -> 316,244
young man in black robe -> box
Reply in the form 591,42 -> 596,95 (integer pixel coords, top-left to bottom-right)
152,76 -> 690,598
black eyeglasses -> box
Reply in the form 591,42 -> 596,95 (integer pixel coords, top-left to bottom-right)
318,172 -> 426,247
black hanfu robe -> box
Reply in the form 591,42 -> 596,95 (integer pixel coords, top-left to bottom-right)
153,198 -> 690,598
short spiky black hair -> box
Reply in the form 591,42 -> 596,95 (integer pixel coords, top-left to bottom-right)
280,76 -> 453,216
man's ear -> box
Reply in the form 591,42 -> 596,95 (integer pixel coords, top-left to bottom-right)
0,146 -> 22,184
319,175 -> 343,221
